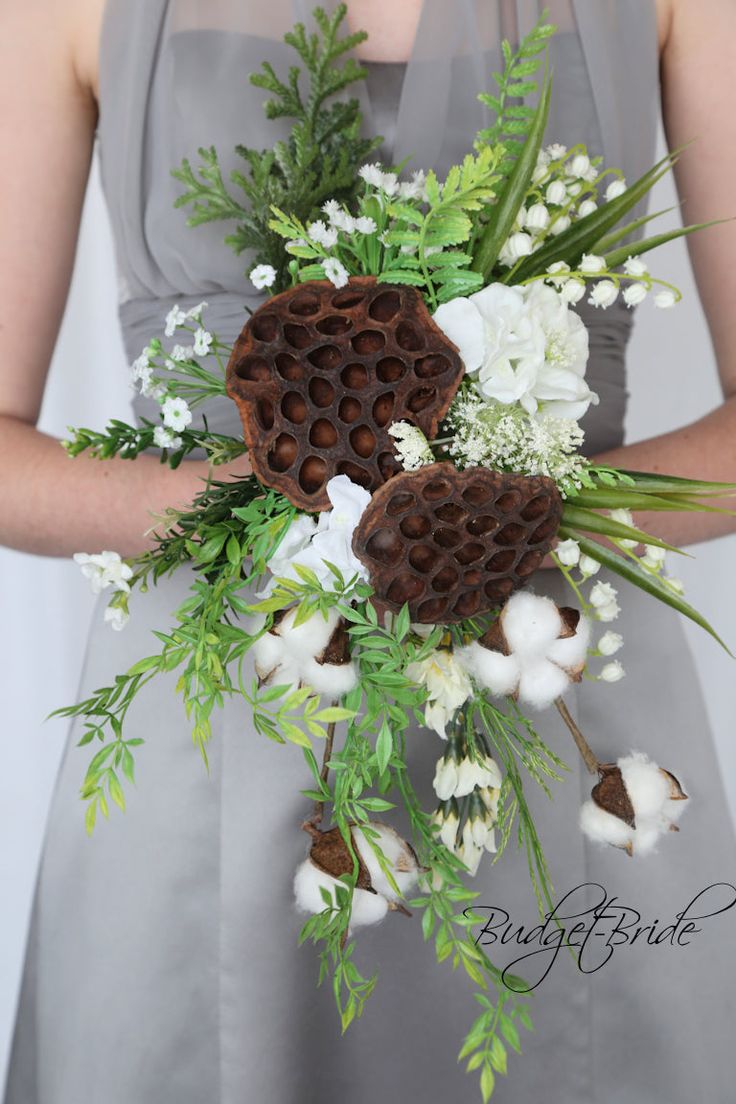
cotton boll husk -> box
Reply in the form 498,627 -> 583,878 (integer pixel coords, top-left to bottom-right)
277,606 -> 339,661
517,657 -> 571,709
545,615 -> 591,671
618,751 -> 671,820
299,656 -> 358,696
352,823 -> 420,900
501,592 -> 563,656
457,642 -> 520,696
580,800 -> 634,850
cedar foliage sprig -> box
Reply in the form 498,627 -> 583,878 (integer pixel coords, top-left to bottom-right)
171,4 -> 381,290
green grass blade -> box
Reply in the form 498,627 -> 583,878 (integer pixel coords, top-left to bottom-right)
471,69 -> 552,280
612,470 -> 736,497
566,489 -> 735,514
603,219 -> 729,270
559,530 -> 733,655
561,505 -> 688,554
510,147 -> 684,282
591,205 -> 679,253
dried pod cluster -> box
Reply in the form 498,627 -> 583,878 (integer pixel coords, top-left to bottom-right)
226,277 -> 464,510
352,462 -> 563,623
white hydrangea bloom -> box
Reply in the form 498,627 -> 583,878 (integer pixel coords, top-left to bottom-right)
433,281 -> 598,421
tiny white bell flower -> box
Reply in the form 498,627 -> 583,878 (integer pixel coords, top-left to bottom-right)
588,280 -> 618,309
545,180 -> 568,205
567,181 -> 583,197
569,153 -> 591,178
579,253 -> 606,274
624,256 -> 648,277
641,544 -> 666,570
598,631 -> 623,656
433,758 -> 459,802
559,277 -> 585,303
667,576 -> 685,594
524,203 -> 550,231
577,199 -> 598,218
654,289 -> 677,309
579,554 -> 601,577
605,179 -> 627,200
623,283 -> 647,307
600,660 -> 625,683
555,538 -> 581,567
502,231 -> 534,261
549,214 -> 571,235
546,143 -> 568,160
546,260 -> 571,286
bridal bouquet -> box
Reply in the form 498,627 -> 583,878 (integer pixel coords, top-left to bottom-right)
58,7 -> 733,1098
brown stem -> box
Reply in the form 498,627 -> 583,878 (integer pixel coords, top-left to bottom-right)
554,698 -> 601,776
302,700 -> 340,835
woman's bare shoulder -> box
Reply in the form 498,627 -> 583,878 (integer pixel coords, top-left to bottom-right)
3,0 -> 107,103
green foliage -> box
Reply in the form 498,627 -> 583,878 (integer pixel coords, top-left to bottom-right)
62,419 -> 246,470
172,4 -> 381,289
476,13 -> 556,171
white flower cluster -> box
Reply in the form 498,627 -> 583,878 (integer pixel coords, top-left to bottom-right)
433,281 -> 598,422
252,606 -> 358,697
387,421 -> 435,471
580,752 -> 689,856
404,650 -> 472,738
294,822 -> 423,934
263,475 -> 371,595
431,783 -> 502,876
73,550 -> 132,632
446,391 -> 587,491
457,591 -> 591,711
358,164 -> 428,201
544,255 -> 679,312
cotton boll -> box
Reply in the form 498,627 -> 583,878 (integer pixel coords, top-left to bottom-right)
619,751 -> 670,820
580,800 -> 634,850
293,858 -> 342,914
266,661 -> 302,691
277,606 -> 338,661
630,820 -> 665,856
501,592 -> 563,656
349,888 -> 390,929
517,657 -> 571,710
352,823 -> 421,900
456,642 -> 520,696
545,615 -> 591,670
299,656 -> 358,696
253,630 -> 287,677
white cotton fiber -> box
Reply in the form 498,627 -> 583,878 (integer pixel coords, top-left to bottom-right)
579,800 -> 633,850
253,631 -> 286,678
501,592 -> 563,656
293,858 -> 341,914
545,615 -> 591,670
618,751 -> 670,820
348,888 -> 390,929
517,657 -> 571,710
457,642 -> 520,696
277,606 -> 338,661
630,820 -> 664,856
300,656 -> 358,696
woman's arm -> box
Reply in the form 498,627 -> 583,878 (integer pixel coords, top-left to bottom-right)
0,0 -> 248,561
593,0 -> 736,546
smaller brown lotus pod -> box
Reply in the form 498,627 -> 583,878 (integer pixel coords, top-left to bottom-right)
352,461 -> 563,623
225,277 -> 464,510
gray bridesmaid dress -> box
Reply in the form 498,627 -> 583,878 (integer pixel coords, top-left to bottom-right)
5,2 -> 736,1102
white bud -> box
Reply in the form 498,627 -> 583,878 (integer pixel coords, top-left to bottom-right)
579,554 -> 601,577
600,660 -> 626,683
598,631 -> 623,656
555,538 -> 581,566
545,180 -> 568,205
577,199 -> 598,218
559,277 -> 585,304
641,544 -> 666,570
654,289 -> 677,309
624,256 -> 648,277
623,283 -> 647,307
579,253 -> 606,274
605,179 -> 627,200
524,203 -> 550,231
569,153 -> 591,178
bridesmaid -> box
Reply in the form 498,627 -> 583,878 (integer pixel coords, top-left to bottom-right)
2,2 -> 736,1102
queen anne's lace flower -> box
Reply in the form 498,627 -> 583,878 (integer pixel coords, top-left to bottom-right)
388,422 -> 434,471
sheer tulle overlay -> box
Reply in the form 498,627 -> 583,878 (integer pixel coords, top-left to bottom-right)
4,3 -> 736,1102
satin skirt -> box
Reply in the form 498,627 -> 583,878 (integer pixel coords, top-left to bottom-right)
5,563 -> 736,1104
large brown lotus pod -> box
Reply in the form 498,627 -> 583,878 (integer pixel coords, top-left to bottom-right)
225,277 -> 464,510
352,461 -> 563,623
